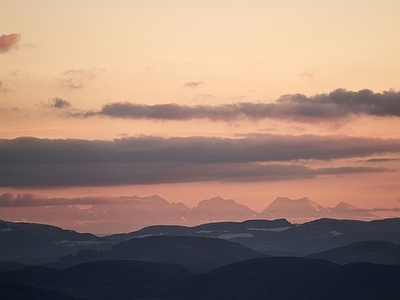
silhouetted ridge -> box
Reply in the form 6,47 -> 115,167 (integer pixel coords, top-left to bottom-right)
160,257 -> 400,299
0,220 -> 111,264
307,240 -> 400,264
0,260 -> 190,300
0,280 -> 80,300
111,235 -> 264,270
2,257 -> 400,299
0,261 -> 25,272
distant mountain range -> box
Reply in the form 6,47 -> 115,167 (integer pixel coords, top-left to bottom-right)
262,196 -> 379,222
0,195 -> 380,234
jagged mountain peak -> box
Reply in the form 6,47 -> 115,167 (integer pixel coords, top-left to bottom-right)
193,196 -> 258,222
141,195 -> 169,203
117,194 -> 170,204
272,196 -> 312,203
264,196 -> 327,211
195,196 -> 250,210
329,202 -> 358,211
261,196 -> 330,221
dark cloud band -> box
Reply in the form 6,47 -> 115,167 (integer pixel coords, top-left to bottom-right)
0,162 -> 388,187
0,135 -> 397,187
70,89 -> 400,122
1,135 -> 400,165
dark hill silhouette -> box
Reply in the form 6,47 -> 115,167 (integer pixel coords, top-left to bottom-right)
159,257 -> 400,299
0,220 -> 113,264
107,219 -> 294,253
263,218 -> 400,254
106,218 -> 400,255
0,260 -> 189,300
47,235 -> 265,270
107,219 -> 292,242
3,217 -> 400,265
0,261 -> 25,272
2,257 -> 400,299
107,224 -> 189,242
307,240 -> 400,264
110,235 -> 265,270
62,260 -> 189,299
0,280 -> 81,300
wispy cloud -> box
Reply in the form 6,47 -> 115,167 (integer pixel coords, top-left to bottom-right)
298,69 -> 318,81
193,94 -> 214,102
0,81 -> 12,93
0,194 -> 178,208
69,89 -> 400,123
62,69 -> 99,78
41,97 -> 71,109
183,81 -> 204,88
60,67 -> 105,89
0,33 -> 20,53
362,158 -> 400,163
0,135 -> 396,187
0,193 -> 120,207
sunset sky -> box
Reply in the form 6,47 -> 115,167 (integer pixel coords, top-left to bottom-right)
1,0 -> 400,221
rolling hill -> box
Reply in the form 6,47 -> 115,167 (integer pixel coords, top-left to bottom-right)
307,240 -> 400,264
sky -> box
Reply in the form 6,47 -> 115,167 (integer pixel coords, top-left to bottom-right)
1,0 -> 400,228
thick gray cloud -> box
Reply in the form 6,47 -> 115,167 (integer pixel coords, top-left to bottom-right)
0,162 -> 388,187
0,135 -> 396,187
1,135 -> 400,165
75,89 -> 400,122
0,33 -> 20,53
81,102 -> 240,121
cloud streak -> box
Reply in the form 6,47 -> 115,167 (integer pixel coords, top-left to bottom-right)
0,162 -> 388,187
0,135 -> 397,187
0,193 -> 113,207
0,33 -> 20,53
41,97 -> 71,109
363,158 -> 400,163
70,89 -> 400,122
0,81 -> 12,93
183,81 -> 204,88
60,68 -> 104,89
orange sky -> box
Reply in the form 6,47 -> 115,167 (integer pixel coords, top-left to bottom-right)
1,0 -> 400,230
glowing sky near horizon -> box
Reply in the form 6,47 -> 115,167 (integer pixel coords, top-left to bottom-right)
1,0 -> 400,220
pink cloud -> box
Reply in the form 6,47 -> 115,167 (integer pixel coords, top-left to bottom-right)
0,33 -> 20,53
